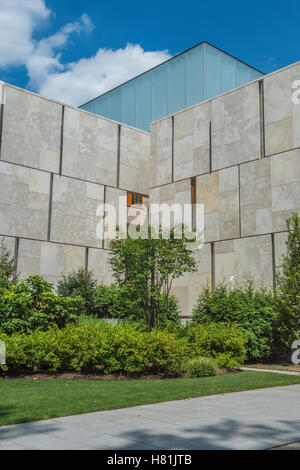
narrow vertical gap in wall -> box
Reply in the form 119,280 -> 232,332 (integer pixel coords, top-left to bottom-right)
259,79 -> 266,158
47,174 -> 54,242
13,237 -> 19,283
102,185 -> 106,249
171,115 -> 174,183
0,103 -> 4,159
116,125 -> 121,188
191,177 -> 196,231
59,105 -> 65,175
271,233 -> 276,290
85,247 -> 89,273
238,164 -> 242,238
209,120 -> 212,172
211,242 -> 215,291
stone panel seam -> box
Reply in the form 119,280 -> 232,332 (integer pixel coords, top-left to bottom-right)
211,242 -> 215,291
271,232 -> 276,289
14,237 -> 19,282
209,120 -> 212,172
238,164 -> 242,238
47,174 -> 54,242
149,147 -> 300,190
171,115 -> 174,183
59,105 -> 65,175
0,158 -> 150,197
117,124 -> 121,188
0,104 -> 3,159
259,79 -> 266,158
102,185 -> 106,249
85,247 -> 89,272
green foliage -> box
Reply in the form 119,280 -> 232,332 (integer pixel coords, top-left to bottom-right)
182,357 -> 219,378
192,283 -> 276,361
57,268 -> 98,316
0,321 -> 246,375
0,238 -> 15,287
180,322 -> 247,369
0,276 -> 81,334
94,283 -> 180,328
108,226 -> 196,330
275,213 -> 300,356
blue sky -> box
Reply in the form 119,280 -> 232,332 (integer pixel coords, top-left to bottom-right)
1,0 -> 299,106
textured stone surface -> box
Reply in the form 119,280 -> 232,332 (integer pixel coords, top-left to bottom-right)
18,239 -> 85,284
150,118 -> 172,187
149,180 -> 191,228
196,166 -> 239,242
171,243 -> 211,316
264,63 -> 300,156
88,248 -> 114,285
173,102 -> 210,181
211,82 -> 261,170
119,126 -> 150,194
1,86 -> 62,173
0,235 -> 15,260
0,161 -> 50,240
215,235 -> 273,288
274,231 -> 288,273
103,186 -> 127,248
50,175 -> 104,248
62,107 -> 118,186
240,150 -> 300,236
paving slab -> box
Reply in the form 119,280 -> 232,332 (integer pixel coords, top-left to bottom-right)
1,384 -> 300,450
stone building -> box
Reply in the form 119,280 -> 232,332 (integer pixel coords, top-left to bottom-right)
0,43 -> 299,318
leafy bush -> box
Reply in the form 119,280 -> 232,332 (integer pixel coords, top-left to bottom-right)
0,238 -> 15,288
57,269 -> 98,316
94,284 -> 180,327
182,357 -> 219,378
180,322 -> 247,369
0,322 -> 246,375
274,213 -> 300,357
0,276 -> 82,334
192,283 -> 276,361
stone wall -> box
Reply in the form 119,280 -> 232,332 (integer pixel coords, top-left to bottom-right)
150,61 -> 300,316
0,61 -> 299,315
0,83 -> 150,285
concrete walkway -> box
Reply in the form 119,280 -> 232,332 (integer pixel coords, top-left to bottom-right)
1,384 -> 300,450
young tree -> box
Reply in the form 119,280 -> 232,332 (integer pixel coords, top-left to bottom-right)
275,213 -> 300,356
0,238 -> 15,286
108,227 -> 197,330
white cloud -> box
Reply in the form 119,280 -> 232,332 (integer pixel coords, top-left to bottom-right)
0,0 -> 50,67
38,44 -> 171,106
0,1 -> 171,106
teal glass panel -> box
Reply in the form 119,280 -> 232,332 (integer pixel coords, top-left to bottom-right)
136,73 -> 151,131
236,61 -> 250,86
221,53 -> 236,93
168,54 -> 186,114
94,95 -> 109,118
151,63 -> 168,122
249,68 -> 262,82
186,44 -> 204,107
121,81 -> 136,127
204,43 -> 221,99
108,88 -> 121,122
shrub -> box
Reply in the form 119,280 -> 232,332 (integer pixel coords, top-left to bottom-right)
0,322 -> 245,375
182,357 -> 219,378
94,283 -> 180,327
0,276 -> 82,334
57,269 -> 98,316
274,213 -> 300,357
0,237 -> 15,283
192,283 -> 276,361
181,322 -> 247,368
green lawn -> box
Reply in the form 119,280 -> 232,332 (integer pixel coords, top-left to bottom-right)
1,371 -> 300,427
